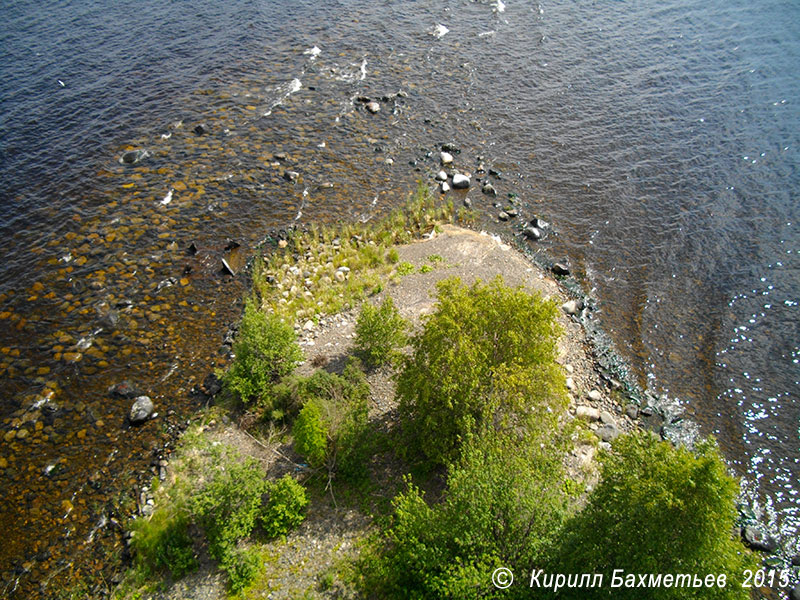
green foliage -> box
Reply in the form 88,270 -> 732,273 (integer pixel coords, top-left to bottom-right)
396,276 -> 566,466
387,248 -> 400,264
361,433 -> 569,599
550,432 -> 757,599
418,264 -> 433,274
396,261 -> 415,276
220,546 -> 262,594
261,474 -> 309,538
291,361 -> 370,479
130,505 -> 197,579
294,400 -> 329,468
190,453 -> 269,562
223,300 -> 303,405
354,296 -> 408,369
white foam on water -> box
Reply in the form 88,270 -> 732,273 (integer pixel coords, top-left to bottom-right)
492,0 -> 506,13
303,45 -> 322,59
295,187 -> 309,221
160,188 -> 173,205
479,30 -> 496,38
431,24 -> 449,39
263,78 -> 302,117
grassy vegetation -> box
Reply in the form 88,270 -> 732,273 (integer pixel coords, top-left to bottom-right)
251,181 -> 454,325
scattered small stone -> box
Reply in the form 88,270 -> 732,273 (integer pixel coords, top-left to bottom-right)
588,389 -> 603,402
625,405 -> 639,420
334,271 -> 346,283
366,101 -> 380,113
576,406 -> 600,421
452,174 -> 470,189
641,406 -> 655,417
384,158 -> 394,165
482,183 -> 497,196
463,197 -> 472,208
440,182 -> 450,193
283,170 -> 299,182
498,211 -> 509,221
561,299 -> 579,316
523,226 -> 542,241
129,396 -> 155,425
488,167 -> 502,178
596,424 -> 619,442
435,170 -> 448,182
440,151 -> 454,165
442,143 -> 460,153
337,266 -> 351,273
505,208 -> 518,217
565,377 -> 576,391
193,124 -> 208,135
565,364 -> 574,374
599,411 -> 615,425
552,262 -> 570,276
303,320 -> 315,331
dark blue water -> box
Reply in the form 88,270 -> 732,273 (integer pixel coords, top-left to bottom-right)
1,0 -> 798,594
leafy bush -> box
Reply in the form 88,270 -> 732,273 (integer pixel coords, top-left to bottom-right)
396,276 -> 566,466
261,474 -> 309,538
549,432 -> 757,599
223,300 -> 303,405
294,400 -> 328,468
354,296 -> 408,369
291,361 -> 370,479
362,433 -> 569,599
130,505 -> 197,579
220,546 -> 262,594
190,453 -> 269,562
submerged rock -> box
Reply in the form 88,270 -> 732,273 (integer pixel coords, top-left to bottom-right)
741,526 -> 779,553
109,381 -> 142,399
129,396 -> 155,425
119,149 -> 149,165
482,183 -> 497,196
366,101 -> 380,114
440,151 -> 454,165
193,124 -> 208,135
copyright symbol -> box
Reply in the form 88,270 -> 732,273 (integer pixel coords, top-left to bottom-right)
492,567 -> 514,589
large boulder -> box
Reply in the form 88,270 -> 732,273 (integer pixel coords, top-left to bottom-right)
452,174 -> 471,189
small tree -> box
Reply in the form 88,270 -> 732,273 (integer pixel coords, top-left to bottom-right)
223,300 -> 303,405
291,360 -> 370,480
550,432 -> 758,599
354,296 -> 408,369
396,276 -> 566,466
362,432 -> 569,599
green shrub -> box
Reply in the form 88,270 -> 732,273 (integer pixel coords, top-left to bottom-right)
223,300 -> 303,405
387,248 -> 400,264
261,474 -> 309,538
354,297 -> 408,369
396,261 -> 415,276
291,361 -> 370,479
549,432 -> 758,599
361,433 -> 569,599
190,452 -> 269,562
221,546 -> 262,594
396,276 -> 566,466
130,506 -> 197,579
293,399 -> 328,468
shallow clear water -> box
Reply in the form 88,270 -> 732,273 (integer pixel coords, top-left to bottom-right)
1,0 -> 798,594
